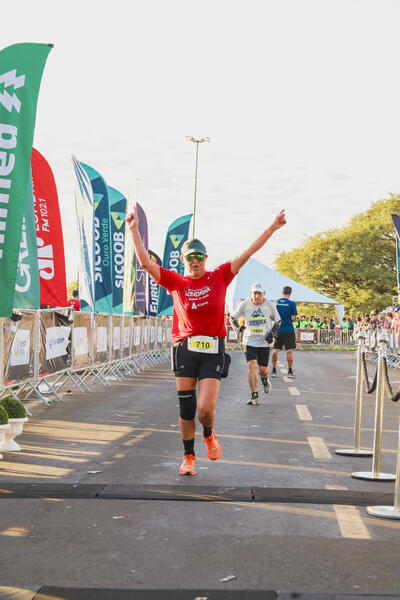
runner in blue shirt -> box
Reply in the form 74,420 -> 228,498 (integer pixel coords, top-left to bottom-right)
271,286 -> 298,378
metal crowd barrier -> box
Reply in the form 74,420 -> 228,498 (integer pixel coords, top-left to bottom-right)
0,309 -> 172,406
224,325 -> 357,350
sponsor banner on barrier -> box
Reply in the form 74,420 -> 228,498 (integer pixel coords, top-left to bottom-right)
71,311 -> 92,368
123,326 -> 130,348
228,328 -> 238,341
73,326 -> 89,356
3,312 -> 36,382
157,214 -> 192,317
133,323 -> 141,349
111,314 -> 123,360
113,327 -> 120,350
10,328 -> 30,366
45,325 -> 70,360
0,43 -> 52,317
93,312 -> 110,364
96,326 -> 108,353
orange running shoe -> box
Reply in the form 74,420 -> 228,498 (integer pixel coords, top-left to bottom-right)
204,429 -> 221,461
179,453 -> 196,475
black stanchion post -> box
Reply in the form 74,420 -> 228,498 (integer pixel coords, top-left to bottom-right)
336,330 -> 372,457
352,332 -> 395,482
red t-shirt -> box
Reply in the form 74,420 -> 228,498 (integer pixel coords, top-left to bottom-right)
68,298 -> 80,311
156,262 -> 235,343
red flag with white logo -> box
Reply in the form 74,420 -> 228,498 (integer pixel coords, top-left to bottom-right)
31,148 -> 67,307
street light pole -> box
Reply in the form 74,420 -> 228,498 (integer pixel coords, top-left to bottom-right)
186,136 -> 210,238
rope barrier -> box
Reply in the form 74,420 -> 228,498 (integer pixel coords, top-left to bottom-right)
382,355 -> 400,402
361,351 -> 378,394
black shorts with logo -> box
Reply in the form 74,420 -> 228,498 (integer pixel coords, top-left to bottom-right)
244,345 -> 270,367
171,337 -> 226,380
274,331 -> 296,350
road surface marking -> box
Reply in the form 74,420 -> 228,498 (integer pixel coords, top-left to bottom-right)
307,436 -> 332,459
288,386 -> 301,396
122,431 -> 151,446
280,368 -> 287,374
146,452 -> 349,476
326,485 -> 370,539
296,405 -> 312,420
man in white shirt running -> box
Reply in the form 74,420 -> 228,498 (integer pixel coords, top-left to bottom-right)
231,283 -> 281,405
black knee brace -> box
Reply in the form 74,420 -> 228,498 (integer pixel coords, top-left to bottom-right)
178,389 -> 197,420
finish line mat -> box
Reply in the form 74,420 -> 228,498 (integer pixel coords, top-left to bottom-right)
0,483 -> 393,506
7,587 -> 398,600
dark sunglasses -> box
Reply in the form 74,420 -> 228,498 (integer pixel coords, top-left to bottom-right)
185,253 -> 205,262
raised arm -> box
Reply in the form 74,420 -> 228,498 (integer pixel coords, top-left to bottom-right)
126,205 -> 161,281
230,209 -> 287,275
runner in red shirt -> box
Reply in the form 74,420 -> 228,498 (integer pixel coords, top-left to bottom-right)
127,206 -> 286,475
67,290 -> 80,311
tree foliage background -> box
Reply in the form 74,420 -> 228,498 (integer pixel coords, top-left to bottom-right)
274,195 -> 400,315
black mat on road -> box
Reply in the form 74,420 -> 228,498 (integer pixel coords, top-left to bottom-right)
35,588 -> 277,600
32,588 -> 400,600
0,483 -> 394,506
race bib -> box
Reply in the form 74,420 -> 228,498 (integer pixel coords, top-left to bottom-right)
187,335 -> 219,354
250,324 -> 267,336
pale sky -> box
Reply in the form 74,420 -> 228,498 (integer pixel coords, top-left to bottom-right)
4,0 -> 400,281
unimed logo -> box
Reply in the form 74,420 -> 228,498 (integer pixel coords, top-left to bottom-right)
0,68 -> 26,260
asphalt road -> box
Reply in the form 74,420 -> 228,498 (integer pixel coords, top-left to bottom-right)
1,349 -> 400,598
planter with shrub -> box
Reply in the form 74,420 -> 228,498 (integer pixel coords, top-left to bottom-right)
0,404 -> 9,459
0,397 -> 28,452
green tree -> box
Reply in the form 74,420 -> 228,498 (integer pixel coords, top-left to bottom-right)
67,281 -> 78,300
274,195 -> 400,315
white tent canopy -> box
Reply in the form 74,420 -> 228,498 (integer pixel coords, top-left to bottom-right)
227,258 -> 344,323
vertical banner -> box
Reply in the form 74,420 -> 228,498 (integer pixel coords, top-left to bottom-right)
0,42 -> 52,316
72,155 -> 94,312
31,147 -> 67,307
157,214 -> 192,317
392,214 -> 400,301
134,202 -> 148,314
108,186 -> 126,314
13,167 -> 40,308
81,163 -> 112,314
123,194 -> 135,315
147,249 -> 161,317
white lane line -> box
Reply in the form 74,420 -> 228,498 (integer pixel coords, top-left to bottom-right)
296,404 -> 312,420
326,485 -> 370,539
283,377 -> 293,383
288,386 -> 301,396
279,368 -> 287,374
307,436 -> 332,459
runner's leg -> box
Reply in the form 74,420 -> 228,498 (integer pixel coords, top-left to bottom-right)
247,359 -> 258,393
287,349 -> 293,369
176,376 -> 197,446
272,349 -> 279,369
197,377 -> 220,428
197,377 -> 222,460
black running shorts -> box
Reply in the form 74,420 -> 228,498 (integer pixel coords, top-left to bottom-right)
244,345 -> 270,366
171,337 -> 226,380
274,331 -> 296,350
